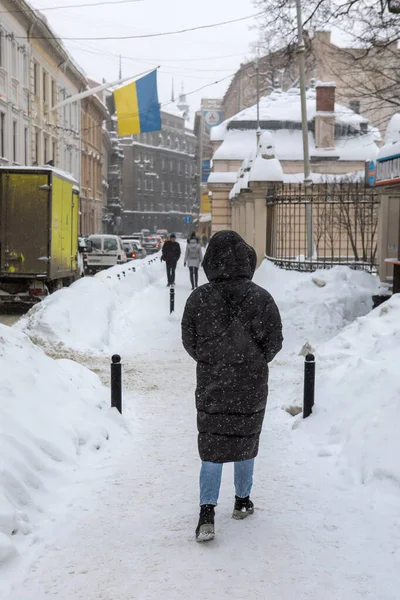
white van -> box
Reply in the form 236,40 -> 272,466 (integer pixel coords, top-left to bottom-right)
85,235 -> 127,273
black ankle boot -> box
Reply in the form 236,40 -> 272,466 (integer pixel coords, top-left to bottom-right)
232,496 -> 254,520
195,504 -> 215,542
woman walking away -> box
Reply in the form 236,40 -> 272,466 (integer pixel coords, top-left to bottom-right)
181,231 -> 283,542
184,237 -> 203,290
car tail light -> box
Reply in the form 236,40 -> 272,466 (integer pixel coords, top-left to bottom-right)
83,253 -> 88,259
131,253 -> 136,258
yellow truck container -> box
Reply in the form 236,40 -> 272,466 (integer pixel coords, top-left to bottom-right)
0,166 -> 80,303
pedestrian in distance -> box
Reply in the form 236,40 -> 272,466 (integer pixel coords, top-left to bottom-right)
181,230 -> 283,543
161,233 -> 181,287
184,236 -> 203,290
187,231 -> 200,244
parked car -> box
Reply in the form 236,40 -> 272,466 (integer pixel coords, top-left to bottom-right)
122,240 -> 147,260
78,236 -> 92,275
122,239 -> 147,259
123,242 -> 137,261
156,229 -> 169,242
85,235 -> 127,273
142,235 -> 162,254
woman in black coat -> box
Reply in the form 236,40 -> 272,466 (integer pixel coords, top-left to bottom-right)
181,230 -> 283,542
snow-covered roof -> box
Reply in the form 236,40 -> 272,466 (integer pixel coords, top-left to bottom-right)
211,88 -> 369,143
0,165 -> 78,184
212,128 -> 378,163
378,114 -> 400,161
161,103 -> 184,119
208,171 -> 238,185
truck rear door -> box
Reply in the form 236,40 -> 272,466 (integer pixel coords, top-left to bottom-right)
0,171 -> 50,276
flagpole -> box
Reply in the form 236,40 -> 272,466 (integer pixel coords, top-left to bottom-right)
49,68 -> 158,113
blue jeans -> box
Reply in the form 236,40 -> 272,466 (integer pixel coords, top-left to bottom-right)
200,459 -> 255,506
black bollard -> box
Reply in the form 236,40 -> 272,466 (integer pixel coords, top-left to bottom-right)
303,353 -> 315,419
122,271 -> 126,277
111,354 -> 122,414
170,286 -> 175,314
117,274 -> 120,280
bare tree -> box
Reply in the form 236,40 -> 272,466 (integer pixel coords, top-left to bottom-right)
253,1 -> 400,122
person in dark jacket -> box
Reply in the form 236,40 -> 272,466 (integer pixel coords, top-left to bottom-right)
161,233 -> 181,286
181,230 -> 283,542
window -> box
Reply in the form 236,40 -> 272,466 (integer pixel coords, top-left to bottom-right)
44,135 -> 49,164
0,112 -> 6,158
33,62 -> 39,96
137,177 -> 141,190
0,30 -> 4,68
52,140 -> 56,164
162,158 -> 166,172
51,79 -> 56,108
35,130 -> 40,163
149,178 -> 154,191
169,159 -> 174,172
170,181 -> 174,193
22,54 -> 28,88
178,182 -> 182,194
43,71 -> 48,104
11,42 -> 17,78
104,238 -> 118,252
144,178 -> 148,191
24,127 -> 29,165
90,237 -> 102,250
12,121 -> 17,162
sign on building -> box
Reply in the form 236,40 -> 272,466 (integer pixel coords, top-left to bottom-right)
201,159 -> 212,183
203,110 -> 223,130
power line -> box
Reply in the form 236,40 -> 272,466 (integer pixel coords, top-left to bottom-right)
66,42 -> 247,64
0,0 -> 143,14
15,12 -> 263,41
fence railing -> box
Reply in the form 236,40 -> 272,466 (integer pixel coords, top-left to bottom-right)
265,182 -> 380,272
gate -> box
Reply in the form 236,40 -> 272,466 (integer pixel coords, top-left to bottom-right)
266,182 -> 379,272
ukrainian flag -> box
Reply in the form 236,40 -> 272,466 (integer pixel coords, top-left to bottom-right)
114,70 -> 161,137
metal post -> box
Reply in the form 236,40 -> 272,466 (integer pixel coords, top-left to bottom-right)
295,0 -> 313,259
170,286 -> 175,314
111,354 -> 122,414
303,353 -> 315,418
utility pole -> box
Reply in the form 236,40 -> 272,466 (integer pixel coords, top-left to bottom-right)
295,0 -> 313,258
255,52 -> 261,152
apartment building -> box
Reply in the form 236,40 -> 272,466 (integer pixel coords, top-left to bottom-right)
0,1 -> 31,166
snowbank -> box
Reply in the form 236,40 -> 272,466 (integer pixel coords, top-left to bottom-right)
0,325 -> 124,565
18,257 -> 163,354
304,294 -> 400,489
254,261 -> 379,352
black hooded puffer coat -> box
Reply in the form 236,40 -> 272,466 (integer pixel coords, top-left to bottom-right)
181,231 -> 283,463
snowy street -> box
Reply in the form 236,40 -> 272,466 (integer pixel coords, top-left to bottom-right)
1,254 -> 400,599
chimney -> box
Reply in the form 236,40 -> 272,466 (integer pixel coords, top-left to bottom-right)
315,81 -> 336,150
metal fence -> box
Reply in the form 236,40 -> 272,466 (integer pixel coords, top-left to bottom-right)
266,182 -> 380,272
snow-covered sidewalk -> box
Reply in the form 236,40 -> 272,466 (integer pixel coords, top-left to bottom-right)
2,256 -> 400,599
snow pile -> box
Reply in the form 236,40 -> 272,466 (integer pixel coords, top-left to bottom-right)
18,257 -> 163,354
302,294 -> 400,491
0,325 -> 124,565
254,261 -> 379,352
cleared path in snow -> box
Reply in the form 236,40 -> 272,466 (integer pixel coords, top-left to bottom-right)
7,262 -> 399,600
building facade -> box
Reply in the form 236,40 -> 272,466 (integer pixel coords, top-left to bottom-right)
121,106 -> 197,235
104,94 -> 124,235
223,31 -> 400,135
80,83 -> 109,235
209,83 -> 380,263
0,1 -> 32,166
0,1 -> 109,235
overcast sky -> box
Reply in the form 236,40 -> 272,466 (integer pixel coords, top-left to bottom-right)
32,0 -> 259,121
